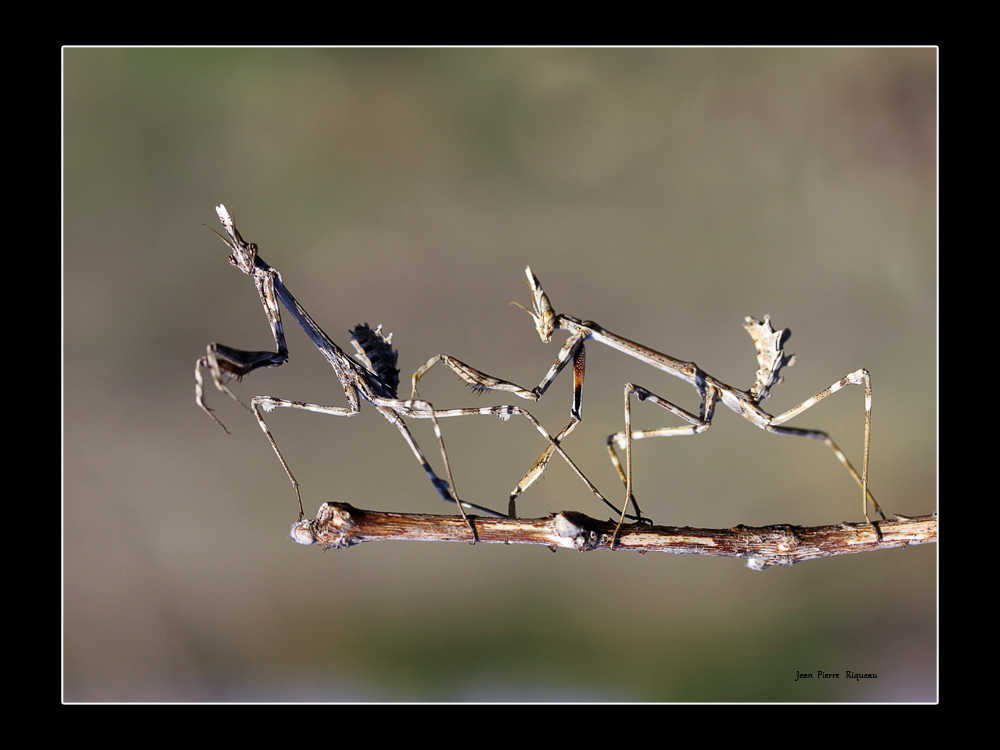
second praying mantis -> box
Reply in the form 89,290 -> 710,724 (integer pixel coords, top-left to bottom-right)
411,266 -> 885,538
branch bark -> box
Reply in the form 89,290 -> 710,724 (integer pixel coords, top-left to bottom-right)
291,503 -> 936,569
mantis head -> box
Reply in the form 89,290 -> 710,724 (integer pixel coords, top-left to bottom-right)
511,266 -> 556,343
209,204 -> 258,275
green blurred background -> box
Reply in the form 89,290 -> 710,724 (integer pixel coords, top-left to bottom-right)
64,48 -> 936,702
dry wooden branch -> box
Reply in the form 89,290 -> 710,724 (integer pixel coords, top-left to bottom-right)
291,503 -> 936,569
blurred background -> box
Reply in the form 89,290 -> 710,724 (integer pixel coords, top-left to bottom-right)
64,48 -> 936,702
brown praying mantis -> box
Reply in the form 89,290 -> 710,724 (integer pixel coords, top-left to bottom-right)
195,206 -> 613,539
412,266 -> 885,540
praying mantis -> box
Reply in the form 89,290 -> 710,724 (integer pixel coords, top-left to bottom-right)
195,206 -> 611,539
412,266 -> 885,539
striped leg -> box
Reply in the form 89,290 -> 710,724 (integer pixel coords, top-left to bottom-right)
409,341 -> 595,517
765,368 -> 882,523
509,340 -> 588,509
399,401 -> 618,519
249,395 -> 503,525
250,396 -> 359,521
607,381 -> 720,542
410,355 -> 539,401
